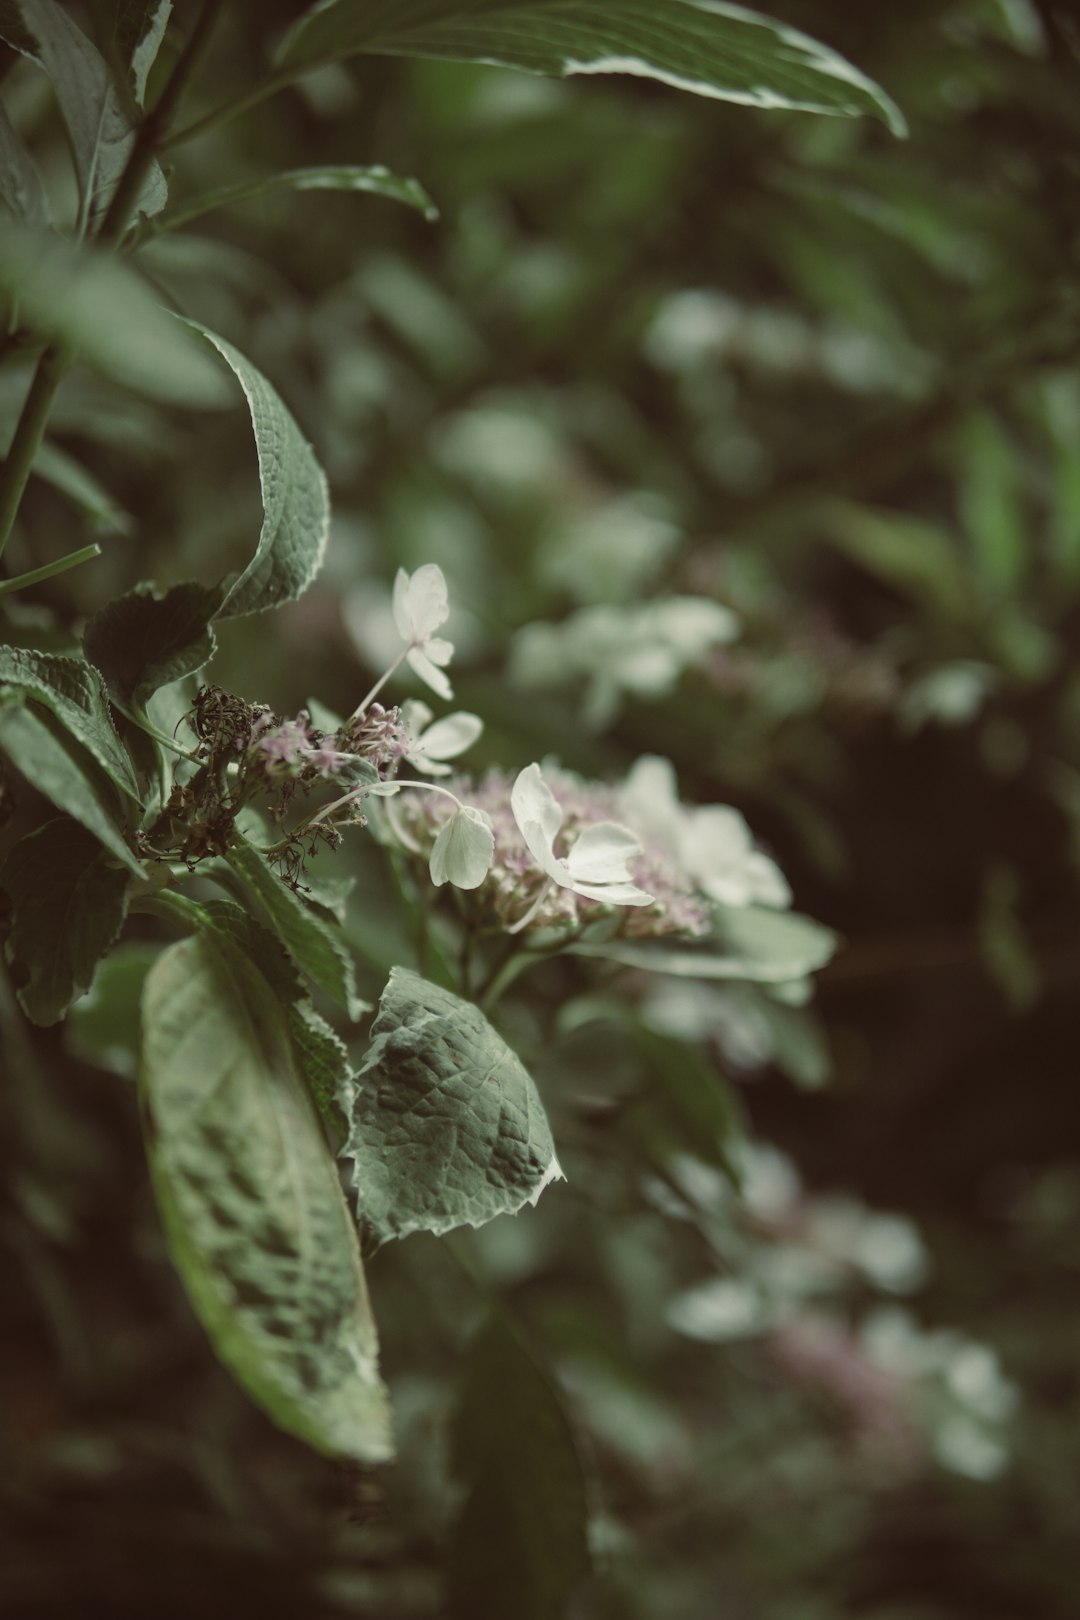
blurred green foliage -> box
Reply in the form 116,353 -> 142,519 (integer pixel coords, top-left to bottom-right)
3,1 -> 1080,1616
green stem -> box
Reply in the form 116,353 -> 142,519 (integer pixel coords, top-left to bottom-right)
0,541 -> 99,596
130,887 -> 206,928
160,69 -> 299,152
110,697 -> 202,764
97,0 -> 225,245
0,345 -> 72,564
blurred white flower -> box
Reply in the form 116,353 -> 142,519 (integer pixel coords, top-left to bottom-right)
401,700 -> 482,776
619,754 -> 791,909
428,804 -> 495,890
392,563 -> 455,700
510,763 -> 654,913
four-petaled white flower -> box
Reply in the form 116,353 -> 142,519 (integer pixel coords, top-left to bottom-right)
619,755 -> 791,909
401,700 -> 483,776
511,763 -> 654,909
393,563 -> 455,700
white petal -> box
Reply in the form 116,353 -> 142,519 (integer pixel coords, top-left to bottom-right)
566,820 -> 643,884
391,566 -> 413,640
402,563 -> 449,641
571,878 -> 655,906
406,646 -> 453,701
510,763 -> 564,873
429,806 -> 495,889
401,698 -> 434,736
618,754 -> 684,857
423,635 -> 454,666
419,711 -> 483,760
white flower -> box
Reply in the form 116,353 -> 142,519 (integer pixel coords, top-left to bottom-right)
401,700 -> 482,776
510,763 -> 654,907
619,755 -> 791,910
392,563 -> 455,700
429,804 -> 495,890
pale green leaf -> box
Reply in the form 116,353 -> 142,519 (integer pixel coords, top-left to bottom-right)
0,102 -> 50,224
65,940 -> 158,1077
278,0 -> 905,136
83,581 -> 224,706
223,836 -> 369,1019
0,226 -> 231,406
117,0 -> 173,105
140,931 -> 393,1461
162,164 -> 438,232
9,0 -> 166,224
448,1318 -> 589,1620
344,967 -> 562,1241
0,702 -> 143,873
188,323 -> 331,617
0,816 -> 130,1024
0,644 -> 140,799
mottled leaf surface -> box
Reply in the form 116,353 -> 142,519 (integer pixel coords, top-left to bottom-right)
140,931 -> 392,1461
0,644 -> 140,799
344,967 -> 562,1241
83,581 -> 224,706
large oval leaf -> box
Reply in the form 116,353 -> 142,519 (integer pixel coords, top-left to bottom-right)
278,0 -> 905,137
140,932 -> 392,1461
344,967 -> 563,1241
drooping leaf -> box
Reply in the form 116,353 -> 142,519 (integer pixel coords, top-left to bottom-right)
0,226 -> 231,406
278,0 -> 905,137
163,164 -> 438,232
448,1318 -> 589,1620
83,581 -> 224,707
140,930 -> 393,1461
28,439 -> 129,534
0,816 -> 130,1024
5,0 -> 166,224
0,101 -> 50,223
571,904 -> 838,982
222,836 -> 369,1019
187,323 -> 331,617
344,967 -> 563,1241
0,644 -> 140,799
0,701 -> 143,873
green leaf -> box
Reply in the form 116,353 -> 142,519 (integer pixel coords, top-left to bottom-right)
29,439 -> 129,534
222,836 -> 369,1019
5,0 -> 166,224
0,644 -> 141,799
187,324 -> 331,617
819,498 -> 970,622
629,1025 -> 747,1179
113,0 -> 173,106
162,164 -> 438,232
448,1318 -> 589,1620
0,226 -> 231,406
65,939 -> 158,1077
0,701 -> 143,873
140,930 -> 393,1461
278,0 -> 906,137
344,967 -> 562,1241
83,581 -> 224,707
0,816 -> 130,1024
0,102 -> 50,224
571,905 -> 837,982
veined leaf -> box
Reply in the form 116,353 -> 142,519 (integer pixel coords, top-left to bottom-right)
222,837 -> 369,1019
140,931 -> 393,1461
188,324 -> 331,617
448,1318 -> 589,1620
4,0 -> 166,224
343,967 -> 563,1242
278,0 -> 905,137
0,701 -> 143,873
0,644 -> 140,799
114,0 -> 174,105
0,102 -> 50,224
83,581 -> 224,706
162,164 -> 438,232
0,816 -> 130,1025
0,226 -> 231,406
